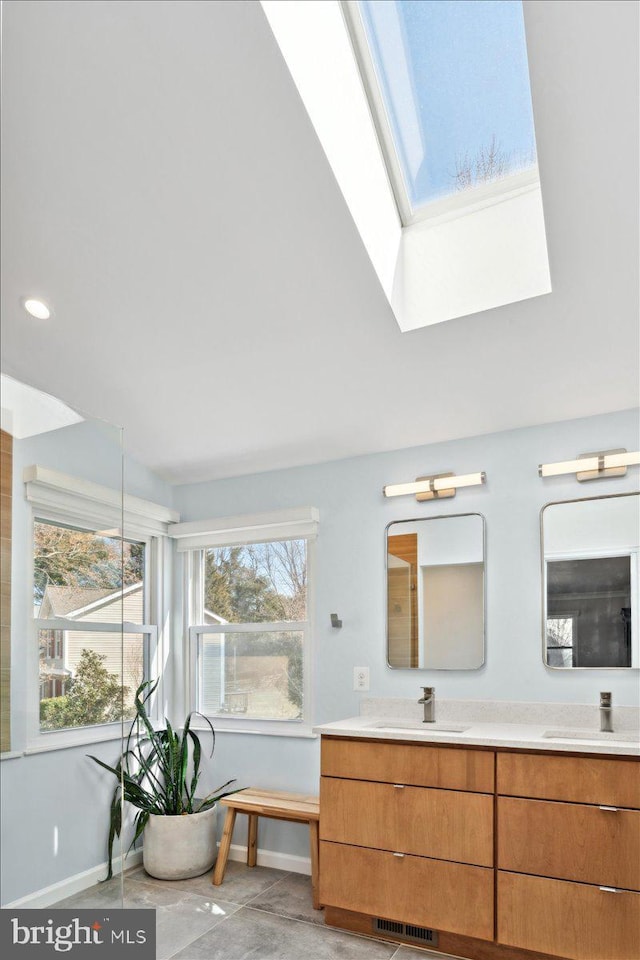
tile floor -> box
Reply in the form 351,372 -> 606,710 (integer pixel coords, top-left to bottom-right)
53,862 -> 461,960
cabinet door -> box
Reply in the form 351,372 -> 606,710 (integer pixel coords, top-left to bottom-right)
497,752 -> 640,808
321,777 -> 493,867
498,871 -> 640,960
321,738 -> 494,793
498,796 -> 640,890
320,841 -> 494,941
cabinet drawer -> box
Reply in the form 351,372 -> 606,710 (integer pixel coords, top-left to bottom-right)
321,776 -> 493,867
320,840 -> 493,941
497,752 -> 640,808
321,737 -> 494,793
498,871 -> 640,960
498,796 -> 640,890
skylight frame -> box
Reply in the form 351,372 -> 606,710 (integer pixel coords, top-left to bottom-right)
262,0 -> 551,331
340,0 -> 541,229
341,0 -> 415,225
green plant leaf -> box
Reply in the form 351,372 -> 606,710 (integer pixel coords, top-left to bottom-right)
89,678 -> 242,878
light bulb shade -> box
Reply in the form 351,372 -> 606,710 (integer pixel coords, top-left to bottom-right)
383,471 -> 486,499
538,450 -> 640,481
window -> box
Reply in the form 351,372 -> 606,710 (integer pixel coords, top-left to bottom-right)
190,540 -> 309,724
546,616 -> 576,668
177,507 -> 318,734
262,1 -> 551,331
347,0 -> 539,223
20,464 -> 176,751
34,518 -> 153,732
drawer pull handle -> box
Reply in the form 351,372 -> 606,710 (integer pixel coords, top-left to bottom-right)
393,852 -> 405,858
599,805 -> 620,812
599,886 -> 622,893
392,784 -> 405,790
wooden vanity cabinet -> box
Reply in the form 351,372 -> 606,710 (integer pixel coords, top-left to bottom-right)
319,737 -> 495,944
497,751 -> 640,960
319,735 -> 640,960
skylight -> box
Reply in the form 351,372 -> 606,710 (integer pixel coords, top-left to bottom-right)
262,0 -> 551,331
347,0 -> 539,222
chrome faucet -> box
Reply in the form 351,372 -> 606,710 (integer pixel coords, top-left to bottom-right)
600,692 -> 613,733
418,686 -> 436,723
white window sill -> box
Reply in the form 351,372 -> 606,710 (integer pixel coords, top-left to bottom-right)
24,726 -> 125,755
0,750 -> 24,762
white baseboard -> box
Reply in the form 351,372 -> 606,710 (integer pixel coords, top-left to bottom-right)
3,841 -> 309,910
2,850 -> 144,909
223,842 -> 311,876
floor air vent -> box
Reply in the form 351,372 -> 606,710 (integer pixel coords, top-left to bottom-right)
373,918 -> 438,946
405,924 -> 438,944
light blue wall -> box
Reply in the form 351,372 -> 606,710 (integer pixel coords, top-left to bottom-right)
3,408 -> 638,901
173,408 -> 640,862
1,419 -> 175,905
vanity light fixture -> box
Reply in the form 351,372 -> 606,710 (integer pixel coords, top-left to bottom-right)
23,298 -> 51,320
538,449 -> 640,482
383,471 -> 486,501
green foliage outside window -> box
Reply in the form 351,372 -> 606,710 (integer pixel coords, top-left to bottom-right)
40,649 -> 130,730
204,541 -> 307,713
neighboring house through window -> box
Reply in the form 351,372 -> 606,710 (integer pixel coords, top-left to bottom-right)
24,465 -> 178,749
34,519 -> 148,733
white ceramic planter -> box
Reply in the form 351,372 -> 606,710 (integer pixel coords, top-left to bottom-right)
143,805 -> 218,880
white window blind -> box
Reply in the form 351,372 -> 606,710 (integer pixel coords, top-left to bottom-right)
169,507 -> 319,551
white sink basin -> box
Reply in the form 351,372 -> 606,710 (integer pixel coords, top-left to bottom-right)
543,729 -> 640,744
374,721 -> 470,734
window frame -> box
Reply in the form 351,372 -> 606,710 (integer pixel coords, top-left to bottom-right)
189,619 -> 310,730
21,466 -> 176,753
28,510 -> 160,751
34,616 -> 158,742
341,0 -> 541,228
261,0 -> 551,333
180,517 -> 317,738
341,0 -> 414,224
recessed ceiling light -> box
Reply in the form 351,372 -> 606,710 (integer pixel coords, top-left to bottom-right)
23,298 -> 51,320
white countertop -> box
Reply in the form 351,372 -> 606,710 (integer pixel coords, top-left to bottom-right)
313,715 -> 640,757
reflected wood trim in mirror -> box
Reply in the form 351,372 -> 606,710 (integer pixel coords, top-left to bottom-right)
388,532 -> 418,667
540,492 -> 640,670
386,513 -> 486,671
1,429 -> 12,752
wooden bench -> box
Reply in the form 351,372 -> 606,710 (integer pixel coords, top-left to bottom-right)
211,788 -> 321,909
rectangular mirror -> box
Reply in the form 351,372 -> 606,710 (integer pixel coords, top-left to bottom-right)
386,513 -> 485,670
541,493 -> 639,668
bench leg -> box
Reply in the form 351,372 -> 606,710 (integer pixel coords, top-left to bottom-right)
247,814 -> 258,868
309,820 -> 320,910
212,807 -> 237,886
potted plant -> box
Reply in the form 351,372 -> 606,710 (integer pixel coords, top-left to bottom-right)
90,679 -> 242,881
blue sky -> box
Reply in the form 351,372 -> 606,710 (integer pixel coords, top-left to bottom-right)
359,0 -> 537,207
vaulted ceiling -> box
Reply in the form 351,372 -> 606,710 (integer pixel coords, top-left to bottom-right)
1,0 -> 638,483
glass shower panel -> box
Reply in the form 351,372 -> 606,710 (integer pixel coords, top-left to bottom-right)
0,374 -> 125,913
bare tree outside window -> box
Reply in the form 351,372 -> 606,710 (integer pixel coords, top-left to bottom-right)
202,539 -> 308,718
546,616 -> 576,667
453,135 -> 536,192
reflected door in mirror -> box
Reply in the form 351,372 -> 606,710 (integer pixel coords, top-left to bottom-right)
388,533 -> 418,668
386,514 -> 485,670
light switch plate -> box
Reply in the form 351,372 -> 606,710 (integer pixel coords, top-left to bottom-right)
353,666 -> 370,691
